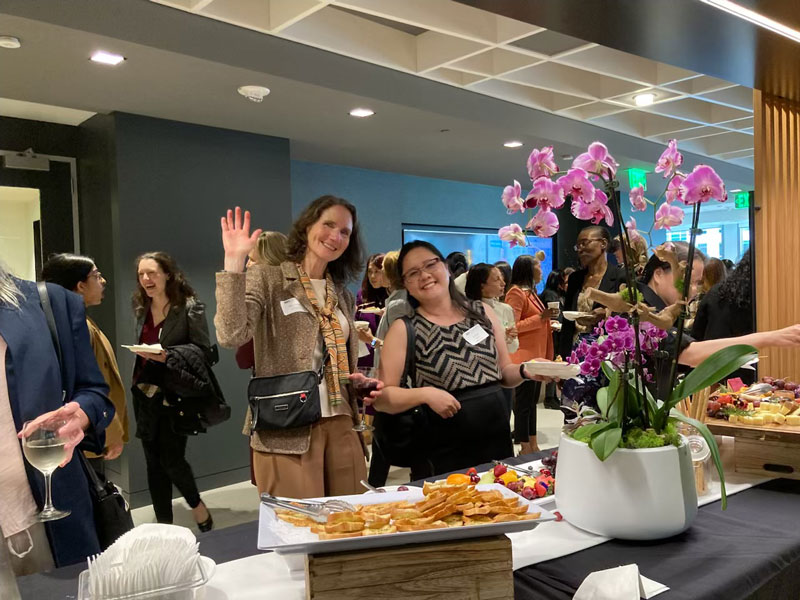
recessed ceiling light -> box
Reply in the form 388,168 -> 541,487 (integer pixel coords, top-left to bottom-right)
634,93 -> 656,107
504,141 -> 524,148
698,0 -> 800,44
90,51 -> 125,66
0,36 -> 21,49
349,108 -> 375,118
237,85 -> 270,103
561,154 -> 574,161
730,188 -> 743,192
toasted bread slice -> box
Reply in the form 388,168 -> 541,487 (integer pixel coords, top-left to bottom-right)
427,503 -> 458,521
442,514 -> 464,527
478,491 -> 504,503
324,520 -> 365,534
318,530 -> 363,540
463,504 -> 492,516
326,512 -> 364,525
391,508 -> 424,520
363,525 -> 398,536
518,512 -> 541,521
491,513 -> 521,523
364,515 -> 391,529
463,515 -> 493,526
415,493 -> 447,512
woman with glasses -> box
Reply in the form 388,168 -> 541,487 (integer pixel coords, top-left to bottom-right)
372,241 -> 537,479
557,226 -> 626,360
41,254 -> 128,477
215,200 -> 373,498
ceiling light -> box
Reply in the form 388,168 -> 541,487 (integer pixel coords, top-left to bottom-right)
90,51 -> 125,66
561,154 -> 574,161
237,85 -> 270,103
634,93 -> 656,107
0,36 -> 21,49
349,108 -> 375,118
698,0 -> 800,44
504,141 -> 523,148
730,188 -> 742,193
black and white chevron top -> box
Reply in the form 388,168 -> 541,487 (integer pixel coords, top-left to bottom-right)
411,302 -> 502,391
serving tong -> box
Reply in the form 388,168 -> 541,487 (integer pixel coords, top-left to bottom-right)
492,460 -> 541,477
260,493 -> 356,523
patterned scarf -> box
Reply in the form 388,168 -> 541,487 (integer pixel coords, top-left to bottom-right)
296,265 -> 350,407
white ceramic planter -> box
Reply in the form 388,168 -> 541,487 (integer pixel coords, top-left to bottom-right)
556,433 -> 698,540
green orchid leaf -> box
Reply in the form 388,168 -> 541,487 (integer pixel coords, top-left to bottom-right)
668,345 -> 757,413
573,421 -> 614,442
590,426 -> 623,461
626,378 -> 661,430
671,413 -> 727,510
596,386 -> 609,418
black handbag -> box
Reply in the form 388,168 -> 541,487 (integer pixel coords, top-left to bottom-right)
372,317 -> 432,468
247,359 -> 326,432
36,282 -> 134,549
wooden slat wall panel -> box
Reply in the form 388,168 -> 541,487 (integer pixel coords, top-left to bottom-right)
754,90 -> 800,380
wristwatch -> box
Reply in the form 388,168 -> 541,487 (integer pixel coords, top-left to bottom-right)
370,338 -> 383,349
519,363 -> 530,380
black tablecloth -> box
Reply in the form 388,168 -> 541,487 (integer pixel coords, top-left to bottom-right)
17,452 -> 800,600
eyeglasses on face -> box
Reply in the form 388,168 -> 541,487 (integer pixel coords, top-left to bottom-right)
402,257 -> 442,283
573,238 -> 604,251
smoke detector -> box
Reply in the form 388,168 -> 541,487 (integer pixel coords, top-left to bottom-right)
0,36 -> 21,49
237,85 -> 271,103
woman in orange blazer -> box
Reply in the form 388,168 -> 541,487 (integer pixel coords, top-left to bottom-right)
505,255 -> 556,453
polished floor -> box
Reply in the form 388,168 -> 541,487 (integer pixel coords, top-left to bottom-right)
130,404 -> 564,530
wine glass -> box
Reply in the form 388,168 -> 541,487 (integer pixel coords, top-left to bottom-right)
22,418 -> 71,522
352,367 -> 377,433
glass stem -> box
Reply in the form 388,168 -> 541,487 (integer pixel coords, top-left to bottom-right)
42,472 -> 55,512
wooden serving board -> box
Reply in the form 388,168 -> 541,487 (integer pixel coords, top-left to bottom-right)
305,535 -> 512,599
705,417 -> 800,479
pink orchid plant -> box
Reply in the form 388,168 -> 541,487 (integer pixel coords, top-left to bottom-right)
497,139 -> 753,505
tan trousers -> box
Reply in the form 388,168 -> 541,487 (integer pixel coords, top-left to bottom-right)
253,416 -> 367,498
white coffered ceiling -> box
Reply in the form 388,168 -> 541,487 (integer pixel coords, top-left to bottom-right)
150,0 -> 754,170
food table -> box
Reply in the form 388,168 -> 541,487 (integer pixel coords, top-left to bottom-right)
16,451 -> 800,599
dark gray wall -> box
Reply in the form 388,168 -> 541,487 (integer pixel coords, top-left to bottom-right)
79,112 -> 292,507
0,115 -> 79,156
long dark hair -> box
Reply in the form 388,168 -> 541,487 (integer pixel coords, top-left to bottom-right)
494,260 -> 512,297
510,255 -> 538,288
717,249 -> 752,311
133,252 -> 196,319
41,253 -> 94,291
360,253 -> 388,307
464,263 -> 493,301
399,241 -> 491,330
543,269 -> 561,293
286,195 -> 365,285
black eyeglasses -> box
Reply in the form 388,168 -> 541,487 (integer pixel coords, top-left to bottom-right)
402,258 -> 442,283
573,238 -> 604,251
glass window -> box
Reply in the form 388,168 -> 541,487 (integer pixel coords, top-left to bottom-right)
739,226 -> 750,257
402,225 -> 554,292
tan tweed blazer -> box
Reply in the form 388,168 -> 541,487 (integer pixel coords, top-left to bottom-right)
215,262 -> 361,455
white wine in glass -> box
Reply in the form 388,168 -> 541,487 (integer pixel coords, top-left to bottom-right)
22,418 -> 71,522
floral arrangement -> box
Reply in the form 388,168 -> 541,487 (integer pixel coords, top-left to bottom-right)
498,139 -> 757,508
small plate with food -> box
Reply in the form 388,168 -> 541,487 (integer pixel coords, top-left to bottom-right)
524,359 -> 580,380
562,311 -> 592,322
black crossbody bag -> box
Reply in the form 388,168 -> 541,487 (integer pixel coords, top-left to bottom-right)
37,282 -> 134,550
372,317 -> 432,467
247,354 -> 328,432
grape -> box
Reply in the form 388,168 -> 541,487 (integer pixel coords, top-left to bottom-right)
397,485 -> 408,491
785,382 -> 798,392
521,487 -> 536,500
775,379 -> 786,390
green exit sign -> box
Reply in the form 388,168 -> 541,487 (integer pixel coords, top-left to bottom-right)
734,191 -> 749,209
628,168 -> 648,191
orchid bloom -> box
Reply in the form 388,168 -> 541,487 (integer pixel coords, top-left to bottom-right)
526,209 -> 560,238
681,165 -> 727,205
572,141 -> 619,179
571,188 -> 614,227
655,139 -> 683,179
498,223 -> 527,247
653,202 -> 684,230
557,168 -> 596,203
525,177 -> 565,211
665,174 -> 685,204
625,216 -> 644,243
526,146 -> 559,181
501,180 -> 525,214
629,185 -> 647,212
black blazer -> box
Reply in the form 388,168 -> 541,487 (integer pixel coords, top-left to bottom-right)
558,264 -> 626,359
132,298 -> 212,438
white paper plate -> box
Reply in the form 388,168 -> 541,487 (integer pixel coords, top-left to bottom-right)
524,360 -> 580,380
258,484 -> 555,555
562,311 -> 591,322
121,343 -> 164,354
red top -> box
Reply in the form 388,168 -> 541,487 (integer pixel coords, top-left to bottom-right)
139,310 -> 163,345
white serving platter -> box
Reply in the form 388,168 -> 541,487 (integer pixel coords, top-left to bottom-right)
562,311 -> 591,322
257,483 -> 555,555
524,360 -> 580,380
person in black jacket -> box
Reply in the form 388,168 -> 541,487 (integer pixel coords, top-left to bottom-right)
558,226 -> 626,360
692,250 -> 755,383
130,252 -> 215,532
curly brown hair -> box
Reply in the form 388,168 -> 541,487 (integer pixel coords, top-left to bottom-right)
286,195 -> 365,285
132,251 -> 196,319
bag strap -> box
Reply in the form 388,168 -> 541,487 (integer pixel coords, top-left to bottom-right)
399,316 -> 416,389
37,282 -> 62,368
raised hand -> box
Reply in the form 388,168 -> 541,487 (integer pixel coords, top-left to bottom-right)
220,207 -> 263,272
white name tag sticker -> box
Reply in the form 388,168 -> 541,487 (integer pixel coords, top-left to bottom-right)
463,324 -> 489,345
280,298 -> 307,316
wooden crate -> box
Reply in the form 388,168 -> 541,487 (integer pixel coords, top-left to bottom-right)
706,418 -> 800,479
305,535 -> 513,599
